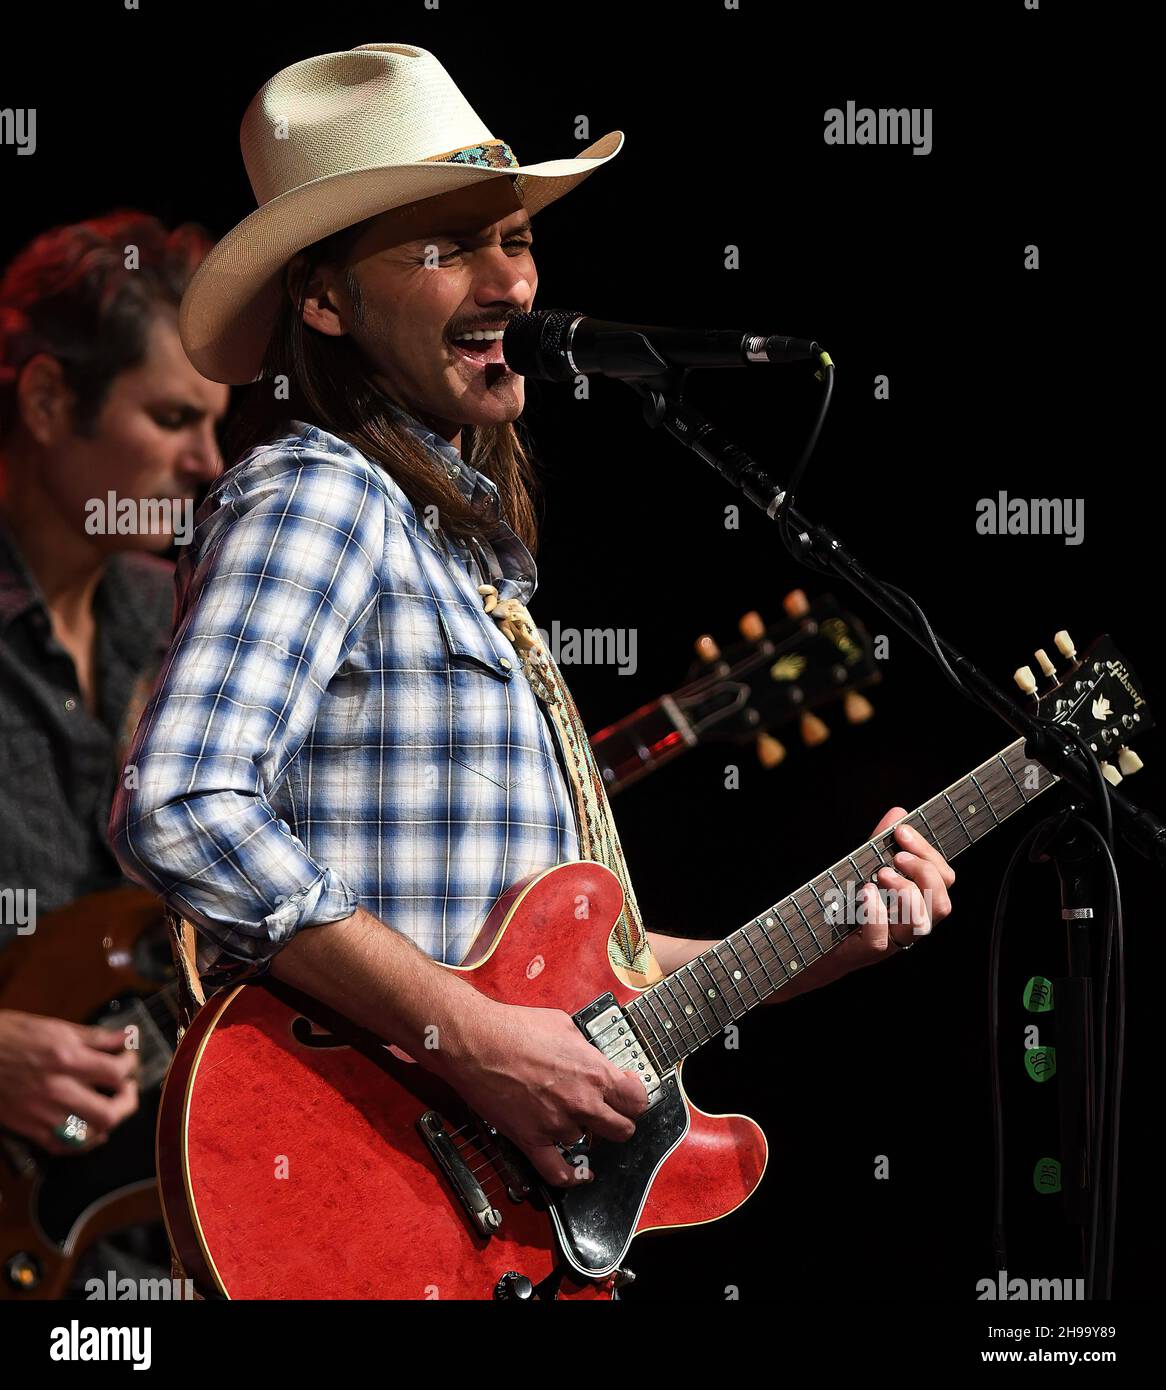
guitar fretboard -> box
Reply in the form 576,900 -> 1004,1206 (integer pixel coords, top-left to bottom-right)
625,737 -> 1056,1071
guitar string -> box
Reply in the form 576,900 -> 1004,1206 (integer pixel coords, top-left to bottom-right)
437,754 -> 1041,1200
633,756 -> 1039,1063
629,747 -> 1055,1068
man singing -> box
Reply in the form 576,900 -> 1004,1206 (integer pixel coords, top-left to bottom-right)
110,43 -> 955,1196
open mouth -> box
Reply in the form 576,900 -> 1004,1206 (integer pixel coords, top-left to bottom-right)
447,328 -> 509,369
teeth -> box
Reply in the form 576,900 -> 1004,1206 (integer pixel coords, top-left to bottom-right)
453,329 -> 506,343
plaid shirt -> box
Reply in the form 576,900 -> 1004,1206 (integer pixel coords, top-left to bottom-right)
109,409 -> 579,988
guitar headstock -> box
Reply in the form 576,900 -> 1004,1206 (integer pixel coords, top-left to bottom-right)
1015,630 -> 1153,785
679,590 -> 882,767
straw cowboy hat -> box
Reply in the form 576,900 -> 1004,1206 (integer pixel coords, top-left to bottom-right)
179,42 -> 624,384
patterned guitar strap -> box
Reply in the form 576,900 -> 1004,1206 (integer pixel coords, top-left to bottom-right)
477,583 -> 662,987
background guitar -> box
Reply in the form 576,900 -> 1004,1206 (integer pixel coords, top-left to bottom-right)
0,887 -> 175,1299
592,590 -> 880,793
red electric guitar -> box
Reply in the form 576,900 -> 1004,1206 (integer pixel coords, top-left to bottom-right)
157,632 -> 1150,1300
0,590 -> 869,1299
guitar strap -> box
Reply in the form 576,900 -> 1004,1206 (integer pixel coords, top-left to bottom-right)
165,907 -> 206,1040
477,585 -> 661,987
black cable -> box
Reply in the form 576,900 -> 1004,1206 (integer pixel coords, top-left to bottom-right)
777,358 -> 837,569
1070,819 -> 1125,1299
988,818 -> 1053,1278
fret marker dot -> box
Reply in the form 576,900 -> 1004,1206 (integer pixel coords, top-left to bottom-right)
664,1020 -> 673,1029
765,916 -> 775,927
967,804 -> 976,814
789,960 -> 799,972
733,970 -> 742,980
707,988 -> 717,998
684,1004 -> 694,1015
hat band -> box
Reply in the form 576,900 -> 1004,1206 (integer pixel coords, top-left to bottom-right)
420,138 -> 519,170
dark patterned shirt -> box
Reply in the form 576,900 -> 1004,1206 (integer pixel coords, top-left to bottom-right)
0,519 -> 175,946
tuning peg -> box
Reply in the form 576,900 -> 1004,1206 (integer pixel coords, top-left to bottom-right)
800,711 -> 830,746
756,733 -> 787,768
782,589 -> 810,619
1034,649 -> 1057,680
694,634 -> 721,663
738,611 -> 766,641
1014,666 -> 1038,696
1054,630 -> 1077,661
843,690 -> 875,724
1117,746 -> 1144,776
1099,761 -> 1123,786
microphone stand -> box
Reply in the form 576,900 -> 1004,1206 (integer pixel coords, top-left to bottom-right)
621,367 -> 1166,870
620,364 -> 1153,1300
1027,809 -> 1108,1295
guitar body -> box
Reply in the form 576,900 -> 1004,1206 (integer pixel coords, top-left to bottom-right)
159,861 -> 768,1300
0,887 -> 173,1298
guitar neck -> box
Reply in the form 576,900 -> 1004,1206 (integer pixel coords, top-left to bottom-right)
626,736 -> 1059,1068
590,695 -> 698,794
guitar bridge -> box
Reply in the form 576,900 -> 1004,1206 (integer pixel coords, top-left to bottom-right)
417,1110 -> 532,1238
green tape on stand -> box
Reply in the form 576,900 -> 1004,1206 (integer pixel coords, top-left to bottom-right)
1033,1157 -> 1062,1194
1025,1047 -> 1057,1082
1023,976 -> 1054,1012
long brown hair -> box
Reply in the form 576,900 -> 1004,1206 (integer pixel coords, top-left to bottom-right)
223,217 -> 541,552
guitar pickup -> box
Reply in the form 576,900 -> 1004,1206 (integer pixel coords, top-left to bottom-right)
576,993 -> 665,1106
417,1110 -> 502,1239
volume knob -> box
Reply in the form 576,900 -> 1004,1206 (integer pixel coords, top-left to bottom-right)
494,1271 -> 534,1300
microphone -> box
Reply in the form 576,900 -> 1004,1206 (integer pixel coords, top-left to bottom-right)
503,309 -> 820,383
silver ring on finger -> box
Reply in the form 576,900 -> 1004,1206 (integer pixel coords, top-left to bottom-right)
555,1133 -> 588,1155
53,1113 -> 89,1147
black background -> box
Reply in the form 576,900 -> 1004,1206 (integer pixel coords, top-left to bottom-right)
2,2 -> 1158,1306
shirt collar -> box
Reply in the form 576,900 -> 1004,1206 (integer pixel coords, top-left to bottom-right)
335,402 -> 539,605
381,400 -> 502,518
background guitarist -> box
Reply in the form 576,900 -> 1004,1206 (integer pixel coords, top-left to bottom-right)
0,211 -> 227,1283
110,44 -> 957,1206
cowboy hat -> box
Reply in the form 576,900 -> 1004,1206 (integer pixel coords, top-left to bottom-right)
178,42 -> 624,384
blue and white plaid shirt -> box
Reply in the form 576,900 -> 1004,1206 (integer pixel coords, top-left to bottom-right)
109,409 -> 580,989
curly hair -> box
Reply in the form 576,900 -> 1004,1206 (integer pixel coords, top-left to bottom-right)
0,209 -> 214,442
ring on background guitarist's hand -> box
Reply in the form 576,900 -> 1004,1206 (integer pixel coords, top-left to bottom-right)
0,1009 -> 140,1155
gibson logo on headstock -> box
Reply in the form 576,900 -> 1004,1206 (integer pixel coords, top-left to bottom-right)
1106,660 -> 1145,711
820,617 -> 861,665
770,653 -> 808,682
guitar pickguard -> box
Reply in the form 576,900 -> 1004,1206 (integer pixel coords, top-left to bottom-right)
549,1074 -> 687,1278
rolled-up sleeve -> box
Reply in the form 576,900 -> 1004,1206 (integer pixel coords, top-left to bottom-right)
109,447 -> 385,972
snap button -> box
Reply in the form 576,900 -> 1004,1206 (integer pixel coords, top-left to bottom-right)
64,697 -> 77,712
499,657 -> 512,670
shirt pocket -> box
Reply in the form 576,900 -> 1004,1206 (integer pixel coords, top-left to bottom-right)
435,597 -> 554,792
